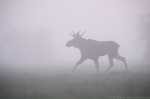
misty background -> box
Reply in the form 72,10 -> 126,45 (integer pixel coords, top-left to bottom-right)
0,0 -> 150,72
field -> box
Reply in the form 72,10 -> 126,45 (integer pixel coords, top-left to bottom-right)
0,64 -> 150,99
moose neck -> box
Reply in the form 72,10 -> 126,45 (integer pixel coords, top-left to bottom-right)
75,38 -> 87,51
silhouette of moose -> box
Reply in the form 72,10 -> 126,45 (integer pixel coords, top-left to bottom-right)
66,30 -> 128,72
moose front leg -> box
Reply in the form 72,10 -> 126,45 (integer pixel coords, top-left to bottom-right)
72,57 -> 86,72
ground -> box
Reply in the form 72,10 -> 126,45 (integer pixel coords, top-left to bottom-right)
0,64 -> 150,99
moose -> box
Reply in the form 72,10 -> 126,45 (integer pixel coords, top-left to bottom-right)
66,30 -> 128,72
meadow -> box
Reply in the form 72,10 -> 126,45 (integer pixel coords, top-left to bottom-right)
0,64 -> 150,99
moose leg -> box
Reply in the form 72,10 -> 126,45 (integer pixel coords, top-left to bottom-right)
72,57 -> 86,72
93,58 -> 99,72
106,55 -> 114,72
115,54 -> 128,71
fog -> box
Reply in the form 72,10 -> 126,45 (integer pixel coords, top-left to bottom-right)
0,0 -> 150,71
1,0 -> 150,98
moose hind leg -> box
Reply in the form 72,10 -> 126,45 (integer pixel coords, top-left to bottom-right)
115,54 -> 128,71
106,55 -> 114,72
93,58 -> 99,72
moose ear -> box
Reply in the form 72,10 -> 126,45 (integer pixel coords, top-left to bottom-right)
76,31 -> 80,36
80,31 -> 86,36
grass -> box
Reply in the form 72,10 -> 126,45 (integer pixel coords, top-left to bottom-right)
0,65 -> 150,99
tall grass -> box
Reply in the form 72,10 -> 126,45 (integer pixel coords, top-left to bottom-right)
0,66 -> 150,99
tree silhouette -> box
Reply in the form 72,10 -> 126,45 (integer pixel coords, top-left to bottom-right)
137,13 -> 150,62
4,28 -> 52,65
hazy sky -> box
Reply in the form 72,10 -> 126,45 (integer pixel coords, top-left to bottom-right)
0,0 -> 150,66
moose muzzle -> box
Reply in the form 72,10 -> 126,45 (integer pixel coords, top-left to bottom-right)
66,41 -> 71,47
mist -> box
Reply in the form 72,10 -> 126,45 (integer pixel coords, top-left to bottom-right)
0,0 -> 150,98
1,0 -> 150,70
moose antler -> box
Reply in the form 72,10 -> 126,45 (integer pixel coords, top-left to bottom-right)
69,33 -> 75,37
80,31 -> 86,36
77,31 -> 80,34
69,30 -> 86,37
70,30 -> 76,37
72,30 -> 75,36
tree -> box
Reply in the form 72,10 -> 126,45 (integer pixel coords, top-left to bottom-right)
4,28 -> 52,65
137,13 -> 150,63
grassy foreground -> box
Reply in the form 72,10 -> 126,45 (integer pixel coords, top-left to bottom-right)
0,68 -> 150,99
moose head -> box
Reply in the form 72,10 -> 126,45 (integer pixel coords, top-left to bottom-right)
66,30 -> 86,48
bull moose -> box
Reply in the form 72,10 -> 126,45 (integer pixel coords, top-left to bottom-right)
66,31 -> 128,72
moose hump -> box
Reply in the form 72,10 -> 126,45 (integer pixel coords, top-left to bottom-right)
87,39 -> 120,48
